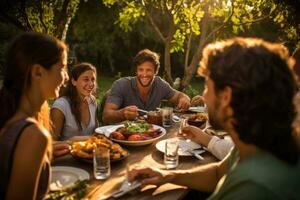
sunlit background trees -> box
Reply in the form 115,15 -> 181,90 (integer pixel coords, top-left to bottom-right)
0,0 -> 299,95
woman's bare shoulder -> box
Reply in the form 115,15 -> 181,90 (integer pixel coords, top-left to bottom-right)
20,117 -> 51,145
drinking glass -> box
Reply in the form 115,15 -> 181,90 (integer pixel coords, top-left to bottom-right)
147,111 -> 162,126
164,138 -> 179,169
177,118 -> 188,137
93,146 -> 111,180
161,107 -> 173,127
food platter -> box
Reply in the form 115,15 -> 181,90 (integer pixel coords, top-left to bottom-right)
71,150 -> 129,163
95,121 -> 166,146
70,135 -> 129,163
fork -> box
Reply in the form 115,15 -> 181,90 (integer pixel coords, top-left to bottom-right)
137,108 -> 148,114
186,149 -> 205,160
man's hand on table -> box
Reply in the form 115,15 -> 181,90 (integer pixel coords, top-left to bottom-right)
128,166 -> 173,187
177,97 -> 191,111
191,95 -> 205,106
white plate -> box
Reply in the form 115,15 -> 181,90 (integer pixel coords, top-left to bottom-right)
188,106 -> 207,113
156,138 -> 203,156
50,166 -> 89,191
95,124 -> 166,146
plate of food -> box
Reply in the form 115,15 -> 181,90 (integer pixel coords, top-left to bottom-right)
185,113 -> 208,128
156,139 -> 204,156
70,135 -> 129,163
50,166 -> 89,191
95,121 -> 166,146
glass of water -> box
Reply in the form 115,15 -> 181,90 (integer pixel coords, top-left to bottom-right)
93,146 -> 111,180
164,138 -> 179,169
177,118 -> 188,138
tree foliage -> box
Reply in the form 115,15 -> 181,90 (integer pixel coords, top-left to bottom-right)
102,0 -> 299,90
67,0 -> 164,75
0,0 -> 80,40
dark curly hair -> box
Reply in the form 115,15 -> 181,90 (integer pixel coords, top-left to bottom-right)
199,37 -> 299,164
60,62 -> 97,130
133,49 -> 160,74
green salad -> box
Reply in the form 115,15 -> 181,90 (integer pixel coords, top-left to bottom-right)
124,121 -> 150,133
45,180 -> 88,200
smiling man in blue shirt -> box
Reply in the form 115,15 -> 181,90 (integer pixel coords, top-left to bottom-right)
103,49 -> 190,124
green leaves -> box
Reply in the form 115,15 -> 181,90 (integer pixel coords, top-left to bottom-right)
117,2 -> 145,32
101,0 -> 298,88
1,0 -> 80,39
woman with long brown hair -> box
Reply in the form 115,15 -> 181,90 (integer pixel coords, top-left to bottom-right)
51,62 -> 98,141
0,32 -> 68,200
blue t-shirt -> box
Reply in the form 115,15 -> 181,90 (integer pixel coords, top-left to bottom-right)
106,76 -> 176,111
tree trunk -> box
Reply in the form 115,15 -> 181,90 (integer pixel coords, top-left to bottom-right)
164,39 -> 173,85
181,13 -> 209,90
107,54 -> 115,74
54,0 -> 70,40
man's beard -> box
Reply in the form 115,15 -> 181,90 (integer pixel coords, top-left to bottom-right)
137,76 -> 154,87
207,99 -> 225,130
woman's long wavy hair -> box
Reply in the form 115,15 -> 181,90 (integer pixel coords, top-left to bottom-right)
199,37 -> 299,165
60,63 -> 97,130
0,32 -> 67,130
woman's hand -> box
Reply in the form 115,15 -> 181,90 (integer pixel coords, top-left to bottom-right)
52,141 -> 70,157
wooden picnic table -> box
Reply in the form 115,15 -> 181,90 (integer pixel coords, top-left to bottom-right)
53,122 -> 218,200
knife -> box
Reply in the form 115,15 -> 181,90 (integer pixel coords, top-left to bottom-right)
187,149 -> 205,160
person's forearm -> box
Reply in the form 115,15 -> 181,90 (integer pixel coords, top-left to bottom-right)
179,92 -> 190,102
103,109 -> 125,124
165,162 -> 221,192
195,132 -> 212,147
51,129 -> 62,141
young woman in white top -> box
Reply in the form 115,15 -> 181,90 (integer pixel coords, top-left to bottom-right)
51,62 -> 98,140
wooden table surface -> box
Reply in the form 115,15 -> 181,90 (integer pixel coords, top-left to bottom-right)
53,122 -> 218,200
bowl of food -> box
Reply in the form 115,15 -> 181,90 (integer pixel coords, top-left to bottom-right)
70,134 -> 129,163
187,113 -> 208,128
95,120 -> 166,146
